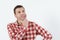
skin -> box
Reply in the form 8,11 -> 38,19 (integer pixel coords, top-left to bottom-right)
14,7 -> 28,27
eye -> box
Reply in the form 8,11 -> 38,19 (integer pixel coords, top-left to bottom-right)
18,11 -> 21,13
22,10 -> 25,12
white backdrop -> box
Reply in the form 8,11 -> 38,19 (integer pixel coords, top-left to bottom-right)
0,0 -> 60,40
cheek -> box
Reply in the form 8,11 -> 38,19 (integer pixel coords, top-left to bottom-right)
21,14 -> 26,18
16,14 -> 21,18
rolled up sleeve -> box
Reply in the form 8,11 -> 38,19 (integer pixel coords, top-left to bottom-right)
35,23 -> 52,40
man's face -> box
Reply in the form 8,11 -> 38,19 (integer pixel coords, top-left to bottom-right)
15,7 -> 26,21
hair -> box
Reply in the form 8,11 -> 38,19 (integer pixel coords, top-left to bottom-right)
14,5 -> 24,14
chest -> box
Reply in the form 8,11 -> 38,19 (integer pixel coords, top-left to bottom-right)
22,26 -> 37,40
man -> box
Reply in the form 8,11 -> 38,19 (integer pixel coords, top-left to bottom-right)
7,5 -> 52,40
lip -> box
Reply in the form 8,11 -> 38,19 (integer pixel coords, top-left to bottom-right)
21,15 -> 26,18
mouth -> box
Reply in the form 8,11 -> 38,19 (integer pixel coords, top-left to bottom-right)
21,14 -> 26,18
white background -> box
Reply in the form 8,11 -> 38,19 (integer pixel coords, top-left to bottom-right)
0,0 -> 60,40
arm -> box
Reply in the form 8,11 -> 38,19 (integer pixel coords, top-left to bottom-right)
7,23 -> 15,40
35,23 -> 52,40
7,23 -> 25,40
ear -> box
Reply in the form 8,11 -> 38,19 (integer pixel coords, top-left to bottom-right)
14,14 -> 17,18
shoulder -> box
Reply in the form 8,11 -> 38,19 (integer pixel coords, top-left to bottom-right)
7,22 -> 15,29
7,22 -> 14,26
28,21 -> 38,26
29,21 -> 35,24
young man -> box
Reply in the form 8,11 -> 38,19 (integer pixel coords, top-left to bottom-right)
7,5 -> 52,40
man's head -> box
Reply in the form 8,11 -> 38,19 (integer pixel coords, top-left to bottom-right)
14,5 -> 26,21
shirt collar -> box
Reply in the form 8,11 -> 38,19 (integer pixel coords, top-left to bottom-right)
14,20 -> 23,26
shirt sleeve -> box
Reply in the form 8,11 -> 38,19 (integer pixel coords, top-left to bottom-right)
35,23 -> 52,40
7,23 -> 25,40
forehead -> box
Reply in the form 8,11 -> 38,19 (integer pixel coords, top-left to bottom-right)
15,7 -> 25,11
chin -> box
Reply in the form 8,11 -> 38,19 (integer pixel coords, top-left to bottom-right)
21,18 -> 26,21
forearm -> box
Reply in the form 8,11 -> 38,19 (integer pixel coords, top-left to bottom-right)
35,23 -> 52,40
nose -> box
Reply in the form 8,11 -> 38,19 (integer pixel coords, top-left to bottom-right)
21,13 -> 25,16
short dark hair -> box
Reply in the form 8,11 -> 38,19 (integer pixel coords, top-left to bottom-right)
14,5 -> 24,14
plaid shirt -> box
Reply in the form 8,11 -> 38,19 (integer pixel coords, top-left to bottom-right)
7,21 -> 52,40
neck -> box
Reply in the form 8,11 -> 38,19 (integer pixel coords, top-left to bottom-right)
17,19 -> 28,26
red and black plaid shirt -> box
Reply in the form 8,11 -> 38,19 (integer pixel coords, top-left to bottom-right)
7,21 -> 52,40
